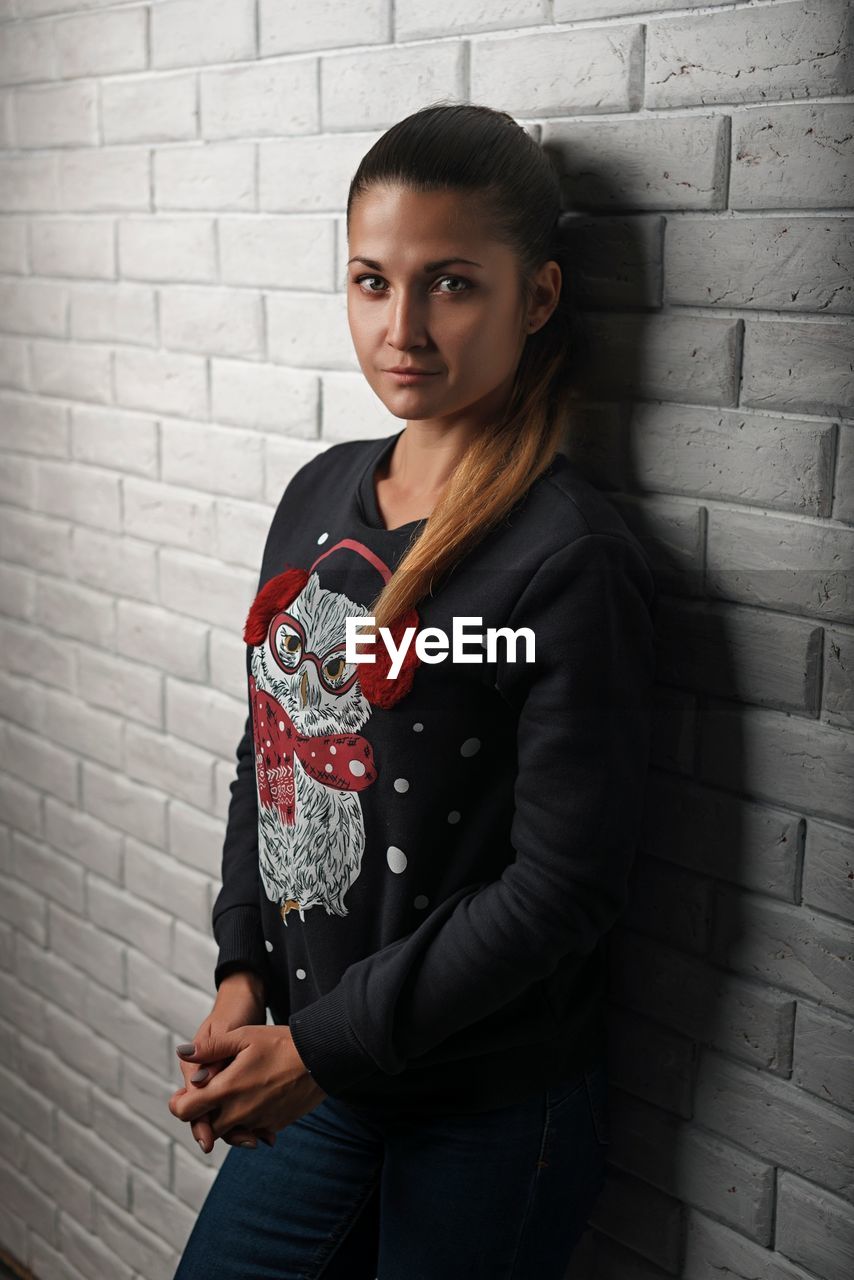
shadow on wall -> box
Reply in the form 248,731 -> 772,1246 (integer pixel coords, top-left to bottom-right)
540,122 -> 853,1277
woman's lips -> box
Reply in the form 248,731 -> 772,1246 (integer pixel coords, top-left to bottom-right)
383,369 -> 440,383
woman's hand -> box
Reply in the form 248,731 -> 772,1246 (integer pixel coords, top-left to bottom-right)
175,969 -> 274,1153
168,1023 -> 328,1142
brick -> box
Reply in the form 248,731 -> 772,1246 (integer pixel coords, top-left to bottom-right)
557,0 -> 729,14
0,394 -> 68,465
706,507 -> 854,626
2,617 -> 75,692
30,337 -> 112,405
123,476 -> 216,553
665,217 -> 853,315
56,1215 -> 134,1280
57,147 -> 149,212
0,506 -> 72,577
44,797 -> 122,884
0,18 -> 55,86
261,0 -> 387,53
584,313 -> 741,405
609,1087 -> 774,1241
85,979 -> 171,1077
0,968 -> 48,1042
116,600 -> 208,684
213,494 -> 272,570
130,1167 -> 197,1253
694,1048 -> 854,1198
161,418 -> 265,500
470,25 -> 643,116
151,0 -> 256,70
102,72 -> 198,146
623,855 -> 712,955
646,0 -> 854,109
13,832 -> 85,914
776,1172 -> 854,1280
259,132 -> 383,212
200,60 -> 318,139
793,1002 -> 854,1115
52,7 -> 146,79
34,576 -> 114,651
24,1141 -> 94,1234
398,0 -> 547,40
154,141 -> 255,211
166,676 -> 248,761
542,114 -> 728,211
91,1090 -> 170,1183
630,402 -> 835,516
125,723 -> 215,811
321,41 -> 465,130
607,1005 -> 696,1119
590,1168 -> 683,1271
711,885 -> 854,1018
654,596 -> 822,715
49,901 -> 125,996
0,1154 -> 56,1245
802,817 -> 854,924
36,460 -> 121,531
824,626 -> 854,729
167,799 -> 224,876
160,548 -> 255,630
75,647 -> 161,729
684,1209 -> 815,1280
218,215 -> 336,289
835,425 -> 854,522
742,319 -> 854,418
127,948 -> 211,1038
14,80 -> 97,148
87,875 -> 172,972
4,721 -> 78,804
17,1035 -> 91,1127
71,405 -> 158,477
267,290 -> 356,368
210,358 -> 319,434
610,930 -> 795,1074
82,761 -> 167,848
171,916 -> 217,992
0,278 -> 61,339
70,282 -> 157,347
114,347 -> 208,419
161,285 -> 262,359
17,932 -> 87,1019
71,525 -> 158,603
56,1111 -> 129,1207
643,772 -> 802,902
118,217 -> 217,283
0,216 -> 27,271
95,1192 -> 178,1280
0,1064 -> 52,1143
123,836 -> 210,931
731,103 -> 854,211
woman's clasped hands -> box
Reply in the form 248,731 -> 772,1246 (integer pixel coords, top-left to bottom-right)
169,969 -> 328,1153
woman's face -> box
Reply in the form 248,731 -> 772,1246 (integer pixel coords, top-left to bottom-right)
346,184 -> 560,430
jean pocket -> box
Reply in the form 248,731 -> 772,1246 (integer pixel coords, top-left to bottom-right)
584,1063 -> 610,1146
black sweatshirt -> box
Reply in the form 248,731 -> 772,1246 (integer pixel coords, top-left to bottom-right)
211,429 -> 657,1115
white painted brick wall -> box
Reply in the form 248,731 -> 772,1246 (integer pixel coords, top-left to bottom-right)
0,3 -> 852,1279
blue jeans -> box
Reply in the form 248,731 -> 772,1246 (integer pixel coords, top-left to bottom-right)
173,1058 -> 610,1280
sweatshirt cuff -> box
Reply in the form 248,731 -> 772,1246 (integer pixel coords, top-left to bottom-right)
287,983 -> 380,1095
212,904 -> 270,994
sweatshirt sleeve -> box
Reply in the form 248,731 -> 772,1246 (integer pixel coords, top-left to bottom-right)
211,698 -> 274,1000
287,531 -> 658,1094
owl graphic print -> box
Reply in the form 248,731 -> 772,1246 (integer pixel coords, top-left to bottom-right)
243,538 -> 421,930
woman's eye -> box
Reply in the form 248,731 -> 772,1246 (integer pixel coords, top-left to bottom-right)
353,274 -> 472,295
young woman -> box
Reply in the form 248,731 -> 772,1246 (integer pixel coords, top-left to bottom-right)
169,102 -> 657,1279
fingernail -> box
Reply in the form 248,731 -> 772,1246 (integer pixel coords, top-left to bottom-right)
177,1042 -> 196,1058
238,1139 -> 257,1148
197,1139 -> 207,1152
190,1068 -> 209,1083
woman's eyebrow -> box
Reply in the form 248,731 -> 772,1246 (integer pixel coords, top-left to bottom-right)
347,256 -> 484,271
